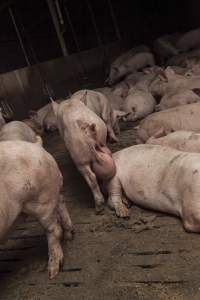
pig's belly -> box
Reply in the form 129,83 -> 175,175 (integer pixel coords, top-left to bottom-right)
120,173 -> 181,217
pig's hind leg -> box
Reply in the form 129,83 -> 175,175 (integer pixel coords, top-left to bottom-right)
57,194 -> 74,240
25,194 -> 64,279
107,176 -> 130,218
79,165 -> 105,213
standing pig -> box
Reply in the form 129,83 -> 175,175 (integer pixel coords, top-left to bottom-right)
137,102 -> 200,143
72,89 -> 126,142
107,51 -> 155,85
122,86 -> 156,121
106,143 -> 200,236
156,89 -> 200,111
147,130 -> 200,153
51,98 -> 116,213
0,141 -> 73,278
0,121 -> 42,145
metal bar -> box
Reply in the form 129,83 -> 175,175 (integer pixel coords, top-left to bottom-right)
46,0 -> 69,56
86,0 -> 102,45
55,0 -> 64,26
63,3 -> 88,81
107,0 -> 121,40
8,7 -> 30,65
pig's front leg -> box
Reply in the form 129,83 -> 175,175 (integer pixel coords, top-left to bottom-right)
107,176 -> 130,218
79,165 -> 105,213
107,125 -> 119,142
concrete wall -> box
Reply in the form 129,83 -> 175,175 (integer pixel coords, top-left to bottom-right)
0,41 -> 123,119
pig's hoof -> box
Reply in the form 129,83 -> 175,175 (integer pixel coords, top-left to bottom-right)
95,202 -> 104,215
115,203 -> 130,218
48,251 -> 64,279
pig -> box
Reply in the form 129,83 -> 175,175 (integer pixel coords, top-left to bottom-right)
29,100 -> 62,132
107,51 -> 155,85
122,86 -> 156,121
137,102 -> 200,143
153,33 -> 180,65
23,118 -> 44,136
72,89 -> 127,142
156,89 -> 200,111
106,143 -> 200,236
176,28 -> 200,52
0,140 -> 73,278
167,48 -> 200,66
147,130 -> 200,153
51,98 -> 116,213
149,66 -> 200,97
0,121 -> 42,145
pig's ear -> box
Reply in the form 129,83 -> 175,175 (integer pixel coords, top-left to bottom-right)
89,123 -> 96,133
164,67 -> 176,80
77,120 -> 88,130
153,127 -> 166,138
51,99 -> 59,116
81,91 -> 88,105
158,69 -> 168,82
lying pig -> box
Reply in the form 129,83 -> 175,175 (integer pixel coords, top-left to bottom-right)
106,143 -> 200,235
72,89 -> 127,142
147,130 -> 200,153
176,28 -> 200,51
156,89 -> 200,111
0,121 -> 42,145
123,86 -> 156,121
107,51 -> 155,85
0,141 -> 73,279
51,98 -> 116,213
149,66 -> 200,97
167,48 -> 200,66
23,117 -> 44,136
137,102 -> 200,143
153,33 -> 180,65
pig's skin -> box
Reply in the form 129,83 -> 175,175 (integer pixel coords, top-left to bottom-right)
0,121 -> 42,145
52,99 -> 116,213
107,144 -> 200,234
147,130 -> 200,153
156,89 -> 200,110
0,141 -> 73,279
137,103 -> 200,143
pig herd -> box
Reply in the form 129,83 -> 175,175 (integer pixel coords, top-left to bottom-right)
2,27 -> 200,280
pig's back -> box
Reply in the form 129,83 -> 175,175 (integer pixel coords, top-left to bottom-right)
0,141 -> 61,194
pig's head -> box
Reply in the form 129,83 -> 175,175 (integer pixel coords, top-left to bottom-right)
77,120 -> 116,181
111,82 -> 130,98
105,66 -> 121,85
23,117 -> 44,136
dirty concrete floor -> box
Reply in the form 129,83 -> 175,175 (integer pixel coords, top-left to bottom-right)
1,124 -> 200,300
